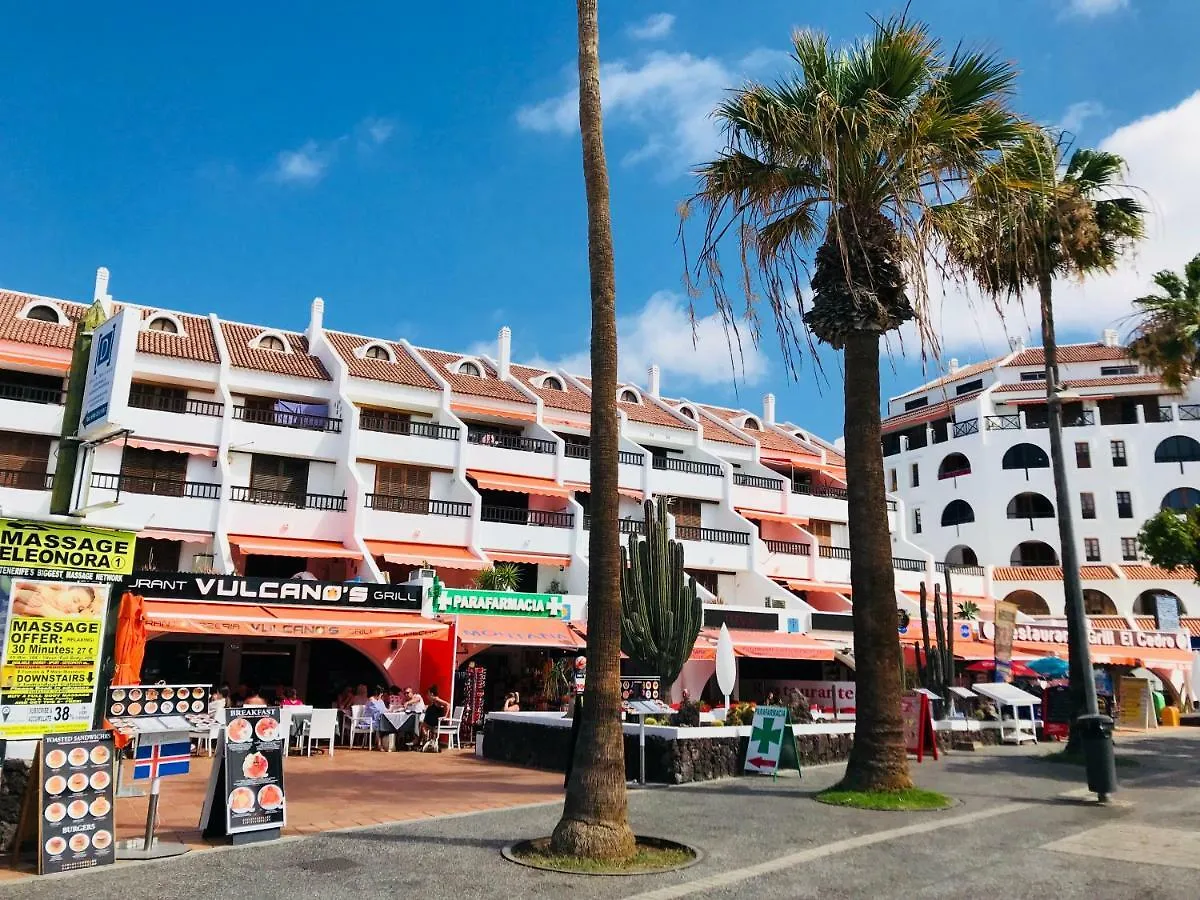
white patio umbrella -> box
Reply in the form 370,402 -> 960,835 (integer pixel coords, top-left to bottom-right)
716,623 -> 736,712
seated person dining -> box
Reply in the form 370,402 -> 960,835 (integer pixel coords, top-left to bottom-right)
420,685 -> 451,752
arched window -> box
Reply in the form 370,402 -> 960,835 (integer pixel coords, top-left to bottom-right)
1083,589 -> 1118,615
147,316 -> 179,334
24,304 -> 61,323
1155,436 -> 1200,472
541,376 -> 564,391
1002,443 -> 1049,475
1134,589 -> 1187,616
1011,540 -> 1058,566
941,499 -> 975,527
458,361 -> 483,377
619,389 -> 640,404
945,545 -> 978,567
1003,589 -> 1051,616
1007,492 -> 1055,521
938,452 -> 971,480
678,406 -> 696,419
742,416 -> 762,431
364,344 -> 391,361
257,335 -> 286,352
1161,487 -> 1200,512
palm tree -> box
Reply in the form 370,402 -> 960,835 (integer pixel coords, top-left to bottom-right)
550,0 -> 635,860
942,131 -> 1146,746
472,564 -> 522,591
684,17 -> 1031,792
1128,254 -> 1200,388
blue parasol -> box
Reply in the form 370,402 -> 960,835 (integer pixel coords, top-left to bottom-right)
1026,656 -> 1070,678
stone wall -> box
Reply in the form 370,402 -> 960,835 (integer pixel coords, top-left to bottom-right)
0,760 -> 31,852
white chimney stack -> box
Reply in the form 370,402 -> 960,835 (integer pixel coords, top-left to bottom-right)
1102,328 -> 1120,348
93,267 -> 112,314
308,296 -> 324,339
648,364 -> 661,398
498,326 -> 512,379
949,358 -> 960,374
763,392 -> 776,425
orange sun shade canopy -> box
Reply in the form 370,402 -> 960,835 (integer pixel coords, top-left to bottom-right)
365,540 -> 486,570
485,550 -> 571,567
228,535 -> 362,560
467,470 -> 572,498
125,436 -> 218,457
701,628 -> 836,661
455,615 -> 585,649
144,601 -> 448,641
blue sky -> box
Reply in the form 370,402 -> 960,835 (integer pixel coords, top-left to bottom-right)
2,1 -> 1198,439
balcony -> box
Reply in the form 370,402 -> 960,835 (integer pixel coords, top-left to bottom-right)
128,391 -> 223,418
364,494 -> 471,517
952,418 -> 979,438
564,443 -> 590,460
583,516 -> 646,535
818,545 -> 852,560
1177,405 -> 1200,422
230,486 -> 347,511
91,472 -> 220,500
0,469 -> 53,491
652,456 -> 722,477
1028,410 -> 1095,429
792,482 -> 847,501
360,415 -> 458,441
765,539 -> 810,556
734,473 -> 785,491
985,414 -> 1020,431
0,382 -> 63,405
935,561 -> 986,576
480,506 -> 574,528
233,405 -> 342,433
467,431 -> 555,454
619,450 -> 645,466
892,556 -> 926,572
675,525 -> 750,546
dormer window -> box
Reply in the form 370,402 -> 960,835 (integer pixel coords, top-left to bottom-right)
147,316 -> 180,334
541,375 -> 565,391
619,389 -> 640,404
742,416 -> 762,430
458,361 -> 483,377
364,343 -> 392,361
678,405 -> 696,419
256,335 -> 287,353
22,303 -> 63,324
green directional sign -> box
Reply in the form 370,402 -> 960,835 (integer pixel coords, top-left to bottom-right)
429,579 -> 567,619
744,705 -> 788,774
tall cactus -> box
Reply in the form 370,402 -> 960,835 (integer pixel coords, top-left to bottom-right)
620,498 -> 702,692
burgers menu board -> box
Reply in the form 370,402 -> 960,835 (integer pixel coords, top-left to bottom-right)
222,705 -> 286,834
38,730 -> 116,875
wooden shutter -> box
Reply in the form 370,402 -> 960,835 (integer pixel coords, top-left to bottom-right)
687,569 -> 719,595
120,448 -> 187,496
0,431 -> 50,489
808,519 -> 833,546
250,454 -> 309,497
128,382 -> 187,412
670,498 -> 702,528
375,465 -> 432,510
361,408 -> 410,434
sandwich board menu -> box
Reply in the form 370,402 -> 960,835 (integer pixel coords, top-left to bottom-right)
18,730 -> 116,874
0,579 -> 112,740
901,691 -> 940,762
200,705 -> 286,843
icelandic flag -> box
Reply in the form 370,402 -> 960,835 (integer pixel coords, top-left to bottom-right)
133,740 -> 191,780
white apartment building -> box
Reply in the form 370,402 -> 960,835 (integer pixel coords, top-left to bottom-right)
884,330 -> 1200,619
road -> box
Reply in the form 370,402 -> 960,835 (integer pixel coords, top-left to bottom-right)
7,731 -> 1200,899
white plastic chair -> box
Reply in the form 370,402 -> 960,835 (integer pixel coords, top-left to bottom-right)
278,708 -> 293,756
289,705 -> 314,751
437,706 -> 464,750
347,704 -> 376,749
305,709 -> 338,757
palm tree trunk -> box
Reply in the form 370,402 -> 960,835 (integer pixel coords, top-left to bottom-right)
550,0 -> 635,860
1039,274 -> 1099,753
839,331 -> 913,792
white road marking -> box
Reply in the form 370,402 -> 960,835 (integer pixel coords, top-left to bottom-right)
1043,823 -> 1200,870
626,802 -> 1032,899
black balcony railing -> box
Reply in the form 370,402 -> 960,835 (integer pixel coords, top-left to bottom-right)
985,414 -> 1020,431
231,486 -> 346,511
467,431 -> 556,454
91,471 -> 220,499
583,516 -> 646,534
364,494 -> 471,517
1027,410 -> 1095,429
952,418 -> 979,438
1158,406 -> 1174,422
563,443 -> 590,459
734,473 -> 785,491
818,544 -> 852,560
128,392 -> 224,417
675,525 -> 750,545
651,456 -> 723,477
233,405 -> 342,433
0,469 -> 53,490
886,499 -> 898,511
765,539 -> 811,556
935,561 -> 986,576
791,482 -> 848,501
892,556 -> 926,572
1178,404 -> 1200,422
618,450 -> 645,466
359,415 -> 459,441
0,382 -> 64,405
481,506 -> 574,528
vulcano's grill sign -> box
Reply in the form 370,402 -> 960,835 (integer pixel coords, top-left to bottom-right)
125,573 -> 422,611
0,520 -> 136,582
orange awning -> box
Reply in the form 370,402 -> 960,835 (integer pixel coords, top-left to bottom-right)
737,508 -> 806,525
126,436 -> 218,458
228,535 -> 362,560
565,482 -> 642,501
804,591 -> 853,613
141,527 -> 212,543
702,628 -> 835,661
365,540 -> 486,570
468,470 -> 572,498
455,615 -> 584,649
485,550 -> 571,567
145,600 -> 448,641
787,580 -> 853,594
451,403 -> 537,422
0,342 -> 71,373
1013,640 -> 1193,670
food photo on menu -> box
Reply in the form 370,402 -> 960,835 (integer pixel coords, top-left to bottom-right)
40,732 -> 116,873
222,707 -> 286,830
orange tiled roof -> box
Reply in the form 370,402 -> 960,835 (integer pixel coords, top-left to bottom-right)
1007,343 -> 1130,366
882,391 -> 981,433
510,363 -> 591,414
1121,564 -> 1197,580
993,565 -> 1117,581
0,291 -> 84,348
326,332 -> 439,390
132,309 -> 219,363
220,323 -> 330,380
892,356 -> 1004,400
415,349 -> 533,404
619,391 -> 693,430
992,374 -> 1164,394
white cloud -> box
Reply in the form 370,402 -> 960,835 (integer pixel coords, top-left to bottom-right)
359,116 -> 396,147
1064,0 -> 1129,17
517,48 -> 789,174
628,12 -> 675,40
266,116 -> 396,186
525,291 -> 768,388
922,90 -> 1200,357
1058,100 -> 1106,135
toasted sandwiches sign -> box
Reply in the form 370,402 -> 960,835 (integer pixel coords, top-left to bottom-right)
125,573 -> 422,611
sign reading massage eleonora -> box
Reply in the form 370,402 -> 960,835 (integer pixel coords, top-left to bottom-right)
0,520 -> 136,583
430,581 -> 567,618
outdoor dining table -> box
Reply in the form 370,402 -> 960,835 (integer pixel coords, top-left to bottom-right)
377,710 -> 418,751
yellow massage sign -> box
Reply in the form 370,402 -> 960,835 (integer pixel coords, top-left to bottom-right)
0,519 -> 136,583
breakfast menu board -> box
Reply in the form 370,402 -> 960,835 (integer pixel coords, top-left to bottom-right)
221,705 -> 285,834
38,730 -> 116,875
